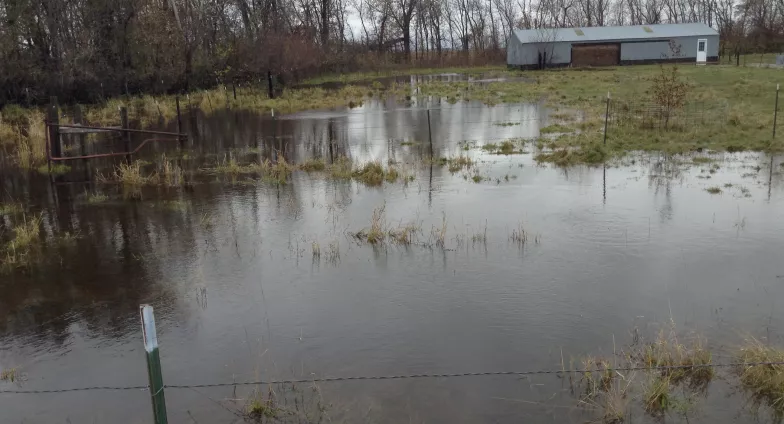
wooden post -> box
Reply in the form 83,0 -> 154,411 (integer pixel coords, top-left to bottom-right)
47,97 -> 61,159
427,109 -> 433,157
603,92 -> 611,145
774,84 -> 780,140
120,107 -> 131,163
73,105 -> 91,181
140,305 -> 168,424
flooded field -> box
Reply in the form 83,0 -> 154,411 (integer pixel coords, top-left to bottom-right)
2,74 -> 784,423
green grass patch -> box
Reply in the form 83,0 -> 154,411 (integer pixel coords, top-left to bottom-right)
535,145 -> 607,166
36,163 -> 71,176
299,157 -> 326,172
540,123 -> 575,134
0,203 -> 23,215
706,186 -> 723,194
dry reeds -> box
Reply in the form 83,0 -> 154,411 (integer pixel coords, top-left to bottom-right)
737,338 -> 784,418
389,223 -> 420,245
431,213 -> 447,249
353,204 -> 387,244
0,368 -> 17,382
352,161 -> 386,186
300,157 -> 326,172
160,156 -> 184,187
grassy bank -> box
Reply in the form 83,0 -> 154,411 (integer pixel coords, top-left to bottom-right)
417,64 -> 784,162
571,325 -> 784,423
2,64 -> 782,170
299,65 -> 506,86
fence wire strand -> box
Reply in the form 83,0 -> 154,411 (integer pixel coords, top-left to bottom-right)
3,360 -> 784,394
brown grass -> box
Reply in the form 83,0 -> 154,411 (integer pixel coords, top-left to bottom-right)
354,204 -> 387,244
737,338 -> 784,418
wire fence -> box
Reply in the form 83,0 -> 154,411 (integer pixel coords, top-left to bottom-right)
3,360 -> 784,395
608,99 -> 730,133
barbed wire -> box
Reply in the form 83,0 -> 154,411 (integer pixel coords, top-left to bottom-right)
3,360 -> 784,395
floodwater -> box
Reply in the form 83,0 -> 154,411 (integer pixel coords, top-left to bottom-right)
1,76 -> 784,423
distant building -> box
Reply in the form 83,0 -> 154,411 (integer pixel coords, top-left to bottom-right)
507,23 -> 719,69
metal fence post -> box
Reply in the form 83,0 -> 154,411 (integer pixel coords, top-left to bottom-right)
120,107 -> 131,163
427,109 -> 433,157
774,84 -> 780,140
73,105 -> 91,181
48,97 -> 61,159
603,92 -> 611,145
176,95 -> 183,149
140,305 -> 168,424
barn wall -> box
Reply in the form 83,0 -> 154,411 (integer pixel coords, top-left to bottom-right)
507,33 -> 719,67
620,41 -> 671,60
620,35 -> 720,61
668,35 -> 720,58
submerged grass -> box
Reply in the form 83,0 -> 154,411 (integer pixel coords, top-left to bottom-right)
417,65 -> 784,157
0,203 -> 23,215
36,163 -> 71,176
0,368 -> 17,382
535,144 -> 607,167
1,214 -> 43,271
84,191 -> 109,204
354,204 -> 387,244
737,338 -> 784,419
300,157 -> 326,172
569,323 -> 720,422
540,123 -> 574,134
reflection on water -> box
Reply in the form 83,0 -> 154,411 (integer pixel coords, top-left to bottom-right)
1,94 -> 784,422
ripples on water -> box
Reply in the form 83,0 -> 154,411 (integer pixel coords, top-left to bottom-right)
1,87 -> 784,422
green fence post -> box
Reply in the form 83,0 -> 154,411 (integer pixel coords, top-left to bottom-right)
140,305 -> 168,424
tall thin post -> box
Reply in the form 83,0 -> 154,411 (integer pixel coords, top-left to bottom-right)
120,107 -> 131,163
74,105 -> 91,181
774,84 -> 780,140
603,92 -> 611,145
268,71 -> 274,99
233,81 -> 237,100
328,120 -> 334,163
176,96 -> 183,149
427,109 -> 433,157
140,305 -> 168,424
47,97 -> 61,159
272,109 -> 277,162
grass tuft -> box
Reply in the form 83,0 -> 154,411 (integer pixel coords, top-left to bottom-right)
535,145 -> 607,166
705,186 -> 722,194
540,123 -> 575,134
300,157 -> 326,172
352,161 -> 386,185
328,156 -> 353,180
36,163 -> 71,176
737,338 -> 784,419
354,204 -> 387,244
0,203 -> 23,215
0,368 -> 17,382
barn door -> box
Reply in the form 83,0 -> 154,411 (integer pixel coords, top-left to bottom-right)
697,39 -> 707,63
571,44 -> 620,67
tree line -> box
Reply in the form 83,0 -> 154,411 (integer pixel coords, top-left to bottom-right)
0,0 -> 781,105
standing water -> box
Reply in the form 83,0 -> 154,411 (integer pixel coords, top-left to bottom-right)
1,75 -> 784,423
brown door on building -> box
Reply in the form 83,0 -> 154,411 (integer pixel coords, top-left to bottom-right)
571,43 -> 620,67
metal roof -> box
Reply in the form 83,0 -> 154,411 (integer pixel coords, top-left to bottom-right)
513,23 -> 717,44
